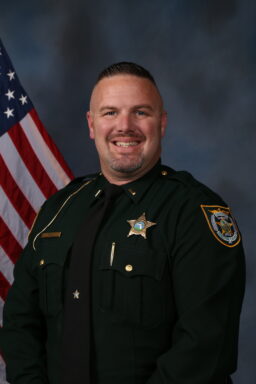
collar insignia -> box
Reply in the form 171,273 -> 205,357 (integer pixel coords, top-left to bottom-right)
201,205 -> 241,247
127,212 -> 156,239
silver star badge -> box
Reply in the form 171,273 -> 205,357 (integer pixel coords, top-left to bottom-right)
127,212 -> 156,239
73,289 -> 80,299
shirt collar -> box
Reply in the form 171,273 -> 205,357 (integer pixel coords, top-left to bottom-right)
92,160 -> 170,204
121,160 -> 162,203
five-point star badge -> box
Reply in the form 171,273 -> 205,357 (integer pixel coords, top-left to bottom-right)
73,289 -> 80,299
127,212 -> 156,239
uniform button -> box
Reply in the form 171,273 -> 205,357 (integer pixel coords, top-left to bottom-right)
39,259 -> 45,266
125,264 -> 133,272
161,170 -> 168,176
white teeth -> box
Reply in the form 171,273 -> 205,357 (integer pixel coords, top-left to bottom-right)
115,141 -> 138,147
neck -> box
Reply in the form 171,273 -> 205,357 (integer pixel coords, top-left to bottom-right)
101,159 -> 160,185
102,173 -> 143,186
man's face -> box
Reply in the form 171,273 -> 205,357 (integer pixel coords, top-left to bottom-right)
87,74 -> 167,183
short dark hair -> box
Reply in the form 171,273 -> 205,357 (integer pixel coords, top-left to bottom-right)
97,62 -> 156,85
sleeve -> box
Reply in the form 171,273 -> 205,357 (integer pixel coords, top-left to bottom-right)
146,195 -> 245,384
0,240 -> 48,384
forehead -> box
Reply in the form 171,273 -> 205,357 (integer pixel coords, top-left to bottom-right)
90,75 -> 162,110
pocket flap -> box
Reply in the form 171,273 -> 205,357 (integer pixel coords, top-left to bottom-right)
36,236 -> 70,267
99,244 -> 166,280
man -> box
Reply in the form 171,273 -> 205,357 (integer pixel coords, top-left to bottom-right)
0,62 -> 245,384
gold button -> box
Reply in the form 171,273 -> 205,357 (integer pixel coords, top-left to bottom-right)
39,259 -> 45,266
125,264 -> 133,272
128,189 -> 136,196
161,170 -> 168,176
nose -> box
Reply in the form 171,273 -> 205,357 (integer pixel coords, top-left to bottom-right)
117,112 -> 133,133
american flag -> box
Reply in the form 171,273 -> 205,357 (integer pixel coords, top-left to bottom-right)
0,40 -> 74,382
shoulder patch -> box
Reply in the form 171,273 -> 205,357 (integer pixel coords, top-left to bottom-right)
200,205 -> 241,247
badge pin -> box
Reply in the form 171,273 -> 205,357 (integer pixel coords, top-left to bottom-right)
201,205 -> 241,247
127,212 -> 156,239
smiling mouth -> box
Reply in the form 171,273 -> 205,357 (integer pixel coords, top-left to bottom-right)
114,141 -> 140,147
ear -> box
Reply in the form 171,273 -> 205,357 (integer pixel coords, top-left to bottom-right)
87,111 -> 95,139
160,111 -> 167,137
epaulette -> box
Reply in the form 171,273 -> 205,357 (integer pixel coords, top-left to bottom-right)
166,169 -> 199,188
161,166 -> 197,187
161,165 -> 223,201
42,173 -> 98,203
67,173 -> 99,187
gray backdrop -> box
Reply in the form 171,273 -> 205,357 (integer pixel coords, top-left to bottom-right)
0,0 -> 255,383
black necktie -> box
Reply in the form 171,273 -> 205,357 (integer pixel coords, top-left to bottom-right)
61,183 -> 122,384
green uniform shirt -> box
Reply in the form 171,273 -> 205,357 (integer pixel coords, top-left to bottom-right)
0,162 -> 245,384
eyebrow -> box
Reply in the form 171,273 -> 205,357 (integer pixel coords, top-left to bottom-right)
99,106 -> 117,112
99,104 -> 154,112
132,105 -> 154,111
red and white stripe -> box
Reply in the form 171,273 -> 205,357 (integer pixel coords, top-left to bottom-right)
0,108 -> 73,325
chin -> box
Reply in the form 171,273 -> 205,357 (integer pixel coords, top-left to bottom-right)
109,157 -> 143,174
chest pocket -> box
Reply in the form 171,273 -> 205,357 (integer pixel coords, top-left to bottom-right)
98,244 -> 172,328
36,238 -> 68,317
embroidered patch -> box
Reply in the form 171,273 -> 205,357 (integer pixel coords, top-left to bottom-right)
200,205 -> 241,247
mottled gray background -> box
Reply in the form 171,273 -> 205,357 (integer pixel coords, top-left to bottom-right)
0,0 -> 255,383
